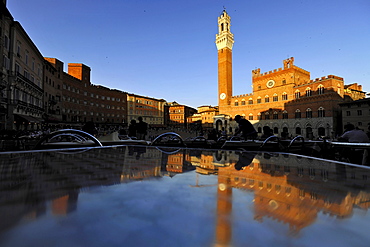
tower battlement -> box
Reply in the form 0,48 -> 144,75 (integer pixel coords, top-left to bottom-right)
252,57 -> 310,78
309,75 -> 343,83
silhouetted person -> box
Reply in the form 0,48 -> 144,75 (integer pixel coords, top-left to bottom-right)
260,126 -> 273,140
128,119 -> 137,139
82,121 -> 98,136
136,116 -> 148,140
338,123 -> 369,143
235,152 -> 256,170
234,115 -> 257,140
337,123 -> 369,165
207,129 -> 218,141
281,130 -> 289,140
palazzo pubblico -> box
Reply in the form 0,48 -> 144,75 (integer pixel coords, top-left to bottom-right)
213,10 -> 366,139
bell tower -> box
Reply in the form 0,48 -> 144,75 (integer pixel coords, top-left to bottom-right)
216,10 -> 234,108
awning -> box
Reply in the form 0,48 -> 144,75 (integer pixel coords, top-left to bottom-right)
14,114 -> 43,123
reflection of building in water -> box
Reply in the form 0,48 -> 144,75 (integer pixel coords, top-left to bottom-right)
121,146 -> 162,181
166,152 -> 185,173
217,152 -> 370,235
186,150 -> 233,175
52,192 -> 78,216
0,147 -> 174,230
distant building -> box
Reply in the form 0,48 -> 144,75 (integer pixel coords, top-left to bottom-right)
214,10 -> 366,139
61,62 -> 128,126
43,58 -> 63,123
167,102 -> 197,128
127,93 -> 166,128
340,98 -> 370,132
188,105 -> 219,130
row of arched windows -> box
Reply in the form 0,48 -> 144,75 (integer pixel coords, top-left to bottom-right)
234,85 -> 329,106
240,107 -> 325,120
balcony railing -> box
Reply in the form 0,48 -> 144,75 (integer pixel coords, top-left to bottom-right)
15,99 -> 44,113
15,72 -> 43,94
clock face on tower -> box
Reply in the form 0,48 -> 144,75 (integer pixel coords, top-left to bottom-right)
266,80 -> 275,88
220,93 -> 226,100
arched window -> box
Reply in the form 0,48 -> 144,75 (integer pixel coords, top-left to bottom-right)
295,90 -> 301,99
337,84 -> 341,94
282,110 -> 288,119
273,111 -> 278,119
248,98 -> 253,105
282,92 -> 288,100
306,127 -> 313,139
265,95 -> 269,103
318,127 -> 325,136
241,100 -> 246,105
249,113 -> 253,120
295,109 -> 301,119
257,97 -> 261,104
234,101 -> 239,106
273,127 -> 279,134
273,93 -> 278,102
306,108 -> 312,118
318,107 -> 325,117
318,85 -> 324,95
258,112 -> 262,120
265,112 -> 270,120
296,127 -> 301,135
282,79 -> 286,85
306,87 -> 312,97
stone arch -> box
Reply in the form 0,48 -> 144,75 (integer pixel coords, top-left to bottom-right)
215,119 -> 223,131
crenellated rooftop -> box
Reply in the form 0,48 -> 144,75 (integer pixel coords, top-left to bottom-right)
309,75 -> 343,84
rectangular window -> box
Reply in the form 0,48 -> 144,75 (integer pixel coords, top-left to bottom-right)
358,110 -> 362,116
346,111 -> 351,116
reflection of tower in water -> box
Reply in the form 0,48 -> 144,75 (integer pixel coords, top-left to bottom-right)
212,151 -> 370,244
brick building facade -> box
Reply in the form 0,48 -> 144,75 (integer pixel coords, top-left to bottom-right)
60,62 -> 128,126
214,10 -> 366,139
167,102 -> 197,128
127,93 -> 166,127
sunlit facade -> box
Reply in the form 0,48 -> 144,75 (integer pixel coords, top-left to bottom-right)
127,93 -> 166,127
214,10 -> 366,139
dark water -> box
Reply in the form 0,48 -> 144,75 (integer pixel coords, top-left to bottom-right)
0,146 -> 370,247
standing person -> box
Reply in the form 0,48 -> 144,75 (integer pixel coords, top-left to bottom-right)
338,123 -> 369,143
260,126 -> 273,140
337,123 -> 369,165
234,115 -> 257,140
128,119 -> 137,139
82,121 -> 98,136
136,116 -> 148,140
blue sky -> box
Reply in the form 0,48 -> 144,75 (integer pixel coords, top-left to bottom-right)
7,0 -> 370,109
